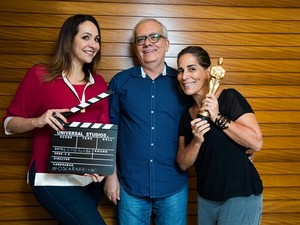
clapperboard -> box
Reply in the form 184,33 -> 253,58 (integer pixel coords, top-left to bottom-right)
48,90 -> 117,175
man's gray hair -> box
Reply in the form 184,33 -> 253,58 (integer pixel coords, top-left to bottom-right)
131,18 -> 168,43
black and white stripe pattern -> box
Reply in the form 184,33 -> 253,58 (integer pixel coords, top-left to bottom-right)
62,89 -> 113,118
67,122 -> 116,129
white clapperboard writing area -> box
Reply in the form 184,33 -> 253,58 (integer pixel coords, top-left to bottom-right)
48,90 -> 117,175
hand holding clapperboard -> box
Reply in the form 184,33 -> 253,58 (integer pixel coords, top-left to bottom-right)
48,90 -> 117,175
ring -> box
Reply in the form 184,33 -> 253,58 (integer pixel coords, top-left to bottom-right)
52,111 -> 57,117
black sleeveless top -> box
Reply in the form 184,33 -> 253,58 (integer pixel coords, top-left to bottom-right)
179,89 -> 263,201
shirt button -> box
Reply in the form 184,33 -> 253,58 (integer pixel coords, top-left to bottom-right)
151,143 -> 154,146
151,110 -> 154,114
152,127 -> 154,130
150,159 -> 153,163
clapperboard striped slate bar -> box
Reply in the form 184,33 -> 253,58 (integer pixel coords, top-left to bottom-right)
48,89 -> 118,175
68,122 -> 115,129
61,89 -> 113,118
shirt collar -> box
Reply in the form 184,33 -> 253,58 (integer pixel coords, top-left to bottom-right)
140,64 -> 167,78
61,71 -> 94,103
61,70 -> 95,84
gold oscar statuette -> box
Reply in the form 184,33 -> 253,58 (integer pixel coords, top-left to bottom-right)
198,57 -> 226,120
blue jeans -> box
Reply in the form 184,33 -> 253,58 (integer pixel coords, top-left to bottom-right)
198,194 -> 263,225
29,163 -> 106,225
117,183 -> 188,225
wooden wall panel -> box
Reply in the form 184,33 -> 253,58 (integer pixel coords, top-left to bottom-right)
0,0 -> 299,224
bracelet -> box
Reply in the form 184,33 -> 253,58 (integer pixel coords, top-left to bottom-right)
214,114 -> 231,130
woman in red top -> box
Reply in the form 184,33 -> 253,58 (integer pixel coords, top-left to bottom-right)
3,14 -> 109,225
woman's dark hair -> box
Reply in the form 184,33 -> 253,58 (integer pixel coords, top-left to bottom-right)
45,14 -> 101,81
177,46 -> 211,69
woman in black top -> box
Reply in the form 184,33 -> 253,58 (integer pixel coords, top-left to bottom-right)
176,46 -> 263,225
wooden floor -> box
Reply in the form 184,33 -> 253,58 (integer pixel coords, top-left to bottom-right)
0,0 -> 300,224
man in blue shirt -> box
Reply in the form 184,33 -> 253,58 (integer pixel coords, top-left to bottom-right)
104,18 -> 191,225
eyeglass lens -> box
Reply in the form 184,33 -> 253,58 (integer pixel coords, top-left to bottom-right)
136,33 -> 162,45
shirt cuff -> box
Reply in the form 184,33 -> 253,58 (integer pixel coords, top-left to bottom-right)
3,116 -> 15,135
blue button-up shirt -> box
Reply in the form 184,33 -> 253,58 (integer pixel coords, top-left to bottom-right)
109,64 -> 190,198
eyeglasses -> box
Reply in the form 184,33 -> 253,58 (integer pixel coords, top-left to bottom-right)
135,33 -> 166,45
